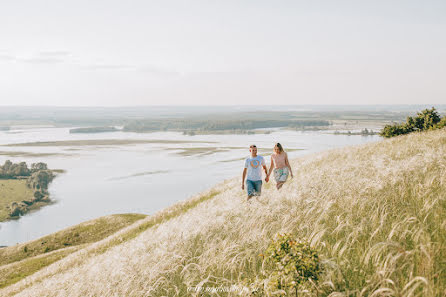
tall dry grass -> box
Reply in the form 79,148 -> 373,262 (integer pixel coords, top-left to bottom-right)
1,129 -> 445,296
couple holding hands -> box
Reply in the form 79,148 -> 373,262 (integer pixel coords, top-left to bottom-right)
241,143 -> 293,200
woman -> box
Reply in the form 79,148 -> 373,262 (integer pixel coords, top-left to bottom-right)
267,143 -> 293,189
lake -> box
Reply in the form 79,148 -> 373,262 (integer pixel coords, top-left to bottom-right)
0,127 -> 380,246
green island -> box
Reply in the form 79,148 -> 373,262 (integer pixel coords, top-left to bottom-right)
69,126 -> 119,134
123,117 -> 330,134
0,161 -> 57,222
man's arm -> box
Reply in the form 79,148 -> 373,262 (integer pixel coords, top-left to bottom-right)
242,168 -> 247,189
263,165 -> 269,182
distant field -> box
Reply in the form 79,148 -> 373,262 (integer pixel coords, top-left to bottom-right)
0,180 -> 34,222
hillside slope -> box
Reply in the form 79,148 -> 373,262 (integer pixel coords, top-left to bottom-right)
1,129 -> 445,296
0,214 -> 146,289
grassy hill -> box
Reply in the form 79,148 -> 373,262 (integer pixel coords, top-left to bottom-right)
0,214 -> 146,289
1,129 -> 445,296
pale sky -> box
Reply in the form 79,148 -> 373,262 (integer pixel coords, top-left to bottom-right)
0,0 -> 445,106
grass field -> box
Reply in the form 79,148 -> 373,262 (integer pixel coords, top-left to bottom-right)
1,128 -> 445,296
0,180 -> 34,222
0,213 -> 147,289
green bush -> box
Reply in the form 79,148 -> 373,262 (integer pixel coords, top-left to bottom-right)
434,116 -> 446,129
260,233 -> 322,296
380,107 -> 444,138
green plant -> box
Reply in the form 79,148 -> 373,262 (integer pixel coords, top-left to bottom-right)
262,233 -> 322,296
434,116 -> 446,129
380,107 -> 443,138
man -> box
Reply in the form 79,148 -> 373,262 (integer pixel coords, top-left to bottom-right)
242,144 -> 269,200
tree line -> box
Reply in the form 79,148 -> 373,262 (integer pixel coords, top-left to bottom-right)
123,119 -> 330,133
0,161 -> 49,179
380,107 -> 446,138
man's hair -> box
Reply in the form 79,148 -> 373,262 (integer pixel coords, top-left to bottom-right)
250,144 -> 257,148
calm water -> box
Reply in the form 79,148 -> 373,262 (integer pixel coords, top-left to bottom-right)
0,127 -> 380,245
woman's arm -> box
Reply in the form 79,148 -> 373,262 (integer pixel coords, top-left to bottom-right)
268,156 -> 274,177
285,152 -> 293,177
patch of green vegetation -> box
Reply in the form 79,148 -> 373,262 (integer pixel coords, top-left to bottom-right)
69,126 -> 119,133
0,213 -> 146,288
0,213 -> 146,266
249,233 -> 322,296
0,180 -> 34,222
0,246 -> 80,289
123,118 -> 330,133
3,139 -> 215,147
380,107 -> 446,138
0,161 -> 58,221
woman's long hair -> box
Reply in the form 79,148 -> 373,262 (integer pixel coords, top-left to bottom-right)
275,143 -> 284,153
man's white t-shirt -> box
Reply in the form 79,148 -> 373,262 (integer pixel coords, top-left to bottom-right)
244,155 -> 265,181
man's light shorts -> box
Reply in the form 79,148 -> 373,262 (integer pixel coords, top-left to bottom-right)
274,167 -> 289,183
246,180 -> 262,196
